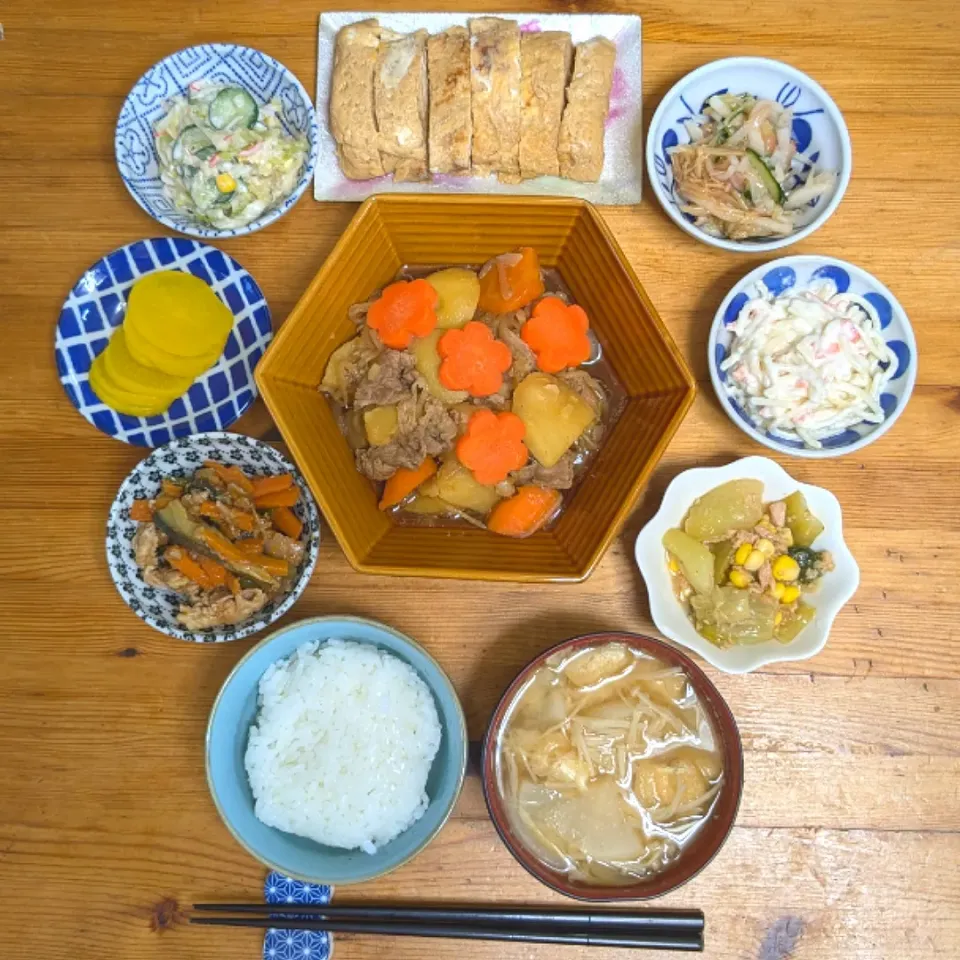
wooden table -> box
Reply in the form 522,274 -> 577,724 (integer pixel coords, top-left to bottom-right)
2,1 -> 958,957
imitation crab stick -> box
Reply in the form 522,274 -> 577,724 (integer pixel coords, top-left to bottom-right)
379,459 -> 438,510
521,297 -> 592,373
367,279 -> 438,349
487,485 -> 562,538
456,409 -> 529,486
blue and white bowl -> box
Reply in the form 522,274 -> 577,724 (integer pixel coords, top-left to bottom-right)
106,433 -> 321,643
55,237 -> 272,446
709,256 -> 917,458
116,43 -> 319,238
646,57 -> 851,252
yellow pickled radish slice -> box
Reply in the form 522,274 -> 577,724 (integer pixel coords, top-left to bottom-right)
102,329 -> 193,397
123,313 -> 223,378
89,354 -> 180,417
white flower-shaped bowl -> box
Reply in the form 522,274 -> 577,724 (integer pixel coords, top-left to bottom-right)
634,457 -> 859,674
709,255 -> 917,458
646,56 -> 851,252
116,43 -> 319,239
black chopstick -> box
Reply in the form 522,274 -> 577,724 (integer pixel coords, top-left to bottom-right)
193,901 -> 704,933
191,915 -> 702,951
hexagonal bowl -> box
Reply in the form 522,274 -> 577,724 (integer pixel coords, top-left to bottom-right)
256,195 -> 696,581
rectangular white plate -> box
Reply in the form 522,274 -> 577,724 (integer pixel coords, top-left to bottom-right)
315,11 -> 642,204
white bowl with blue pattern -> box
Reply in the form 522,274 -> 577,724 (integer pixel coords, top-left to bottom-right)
709,256 -> 917,458
116,43 -> 318,238
55,237 -> 272,446
646,57 -> 851,252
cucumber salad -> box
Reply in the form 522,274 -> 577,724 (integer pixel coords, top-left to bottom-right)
668,93 -> 836,241
154,82 -> 309,229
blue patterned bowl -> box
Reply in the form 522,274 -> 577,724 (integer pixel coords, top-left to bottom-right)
646,57 -> 851,252
116,43 -> 318,238
206,616 -> 468,884
709,256 -> 917,458
106,433 -> 321,642
55,237 -> 272,446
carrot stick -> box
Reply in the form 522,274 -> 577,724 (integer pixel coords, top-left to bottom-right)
199,501 -> 221,519
379,458 -> 438,510
161,479 -> 184,498
129,500 -> 153,522
195,553 -> 229,588
270,506 -> 303,540
235,537 -> 265,555
165,547 -> 213,589
487,485 -> 562,538
256,554 -> 290,578
254,487 -> 300,509
204,461 -> 255,495
197,526 -> 248,565
226,573 -> 241,596
250,473 -> 294,498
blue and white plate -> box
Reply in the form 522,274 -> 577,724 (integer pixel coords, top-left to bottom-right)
116,43 -> 319,238
646,57 -> 851,252
55,237 -> 272,447
709,256 -> 917,458
106,433 -> 321,643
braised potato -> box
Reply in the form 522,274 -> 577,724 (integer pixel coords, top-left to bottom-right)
425,267 -> 481,328
512,373 -> 596,468
683,479 -> 764,540
403,495 -> 452,515
320,336 -> 365,403
431,460 -> 500,514
413,330 -> 469,404
363,405 -> 398,445
663,528 -> 715,596
784,490 -> 824,547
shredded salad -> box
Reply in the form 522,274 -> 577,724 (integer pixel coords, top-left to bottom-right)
721,279 -> 897,448
669,92 -> 836,241
154,81 -> 308,229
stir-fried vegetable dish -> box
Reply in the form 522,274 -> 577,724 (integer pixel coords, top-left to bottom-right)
669,92 -> 836,241
663,480 -> 834,646
154,81 -> 309,229
320,248 -> 624,538
129,462 -> 306,630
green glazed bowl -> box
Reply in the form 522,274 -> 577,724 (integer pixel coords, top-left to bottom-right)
206,615 -> 467,885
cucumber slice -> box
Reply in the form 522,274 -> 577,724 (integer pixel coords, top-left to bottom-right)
173,125 -> 216,163
746,149 -> 784,204
208,87 -> 258,131
189,174 -> 221,212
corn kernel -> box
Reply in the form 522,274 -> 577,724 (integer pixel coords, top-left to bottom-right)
668,557 -> 680,574
774,611 -> 784,626
216,172 -> 237,193
743,549 -> 766,572
773,555 -> 800,582
771,582 -> 786,600
734,543 -> 753,566
728,568 -> 752,589
781,585 -> 801,604
756,537 -> 776,557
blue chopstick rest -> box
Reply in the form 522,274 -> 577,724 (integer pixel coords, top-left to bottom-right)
262,872 -> 333,960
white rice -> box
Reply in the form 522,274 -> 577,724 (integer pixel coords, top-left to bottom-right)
244,638 -> 442,854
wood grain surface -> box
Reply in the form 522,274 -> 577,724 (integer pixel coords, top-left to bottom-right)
1,1 -> 958,958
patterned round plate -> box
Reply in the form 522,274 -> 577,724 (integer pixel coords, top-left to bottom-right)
709,255 -> 917,458
115,43 -> 319,238
106,433 -> 321,642
55,237 -> 272,447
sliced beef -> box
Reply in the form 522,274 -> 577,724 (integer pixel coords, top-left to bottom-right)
510,451 -> 576,490
557,369 -> 606,416
498,311 -> 537,382
353,349 -> 419,407
132,522 -> 162,569
177,588 -> 269,631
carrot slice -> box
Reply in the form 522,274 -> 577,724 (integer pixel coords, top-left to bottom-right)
129,499 -> 153,522
256,554 -> 290,578
254,487 -> 300,509
250,473 -> 294,498
487,485 -> 562,538
438,322 -> 513,397
271,506 -> 303,540
367,279 -> 438,350
164,546 -> 213,589
204,461 -> 255,495
521,296 -> 592,373
161,479 -> 184,498
477,248 -> 545,314
235,537 -> 265,555
199,501 -> 220,519
195,553 -> 229,588
226,572 -> 242,596
455,409 -> 528,485
196,526 -> 247,565
379,458 -> 438,510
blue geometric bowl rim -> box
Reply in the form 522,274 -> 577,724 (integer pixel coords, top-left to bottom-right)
645,56 -> 853,253
115,42 -> 320,239
54,236 -> 271,446
708,254 -> 918,459
205,615 -> 469,885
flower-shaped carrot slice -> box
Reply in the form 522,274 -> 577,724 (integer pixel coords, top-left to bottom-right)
477,247 -> 545,314
521,296 -> 592,373
438,321 -> 513,397
367,279 -> 438,350
456,409 -> 529,485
